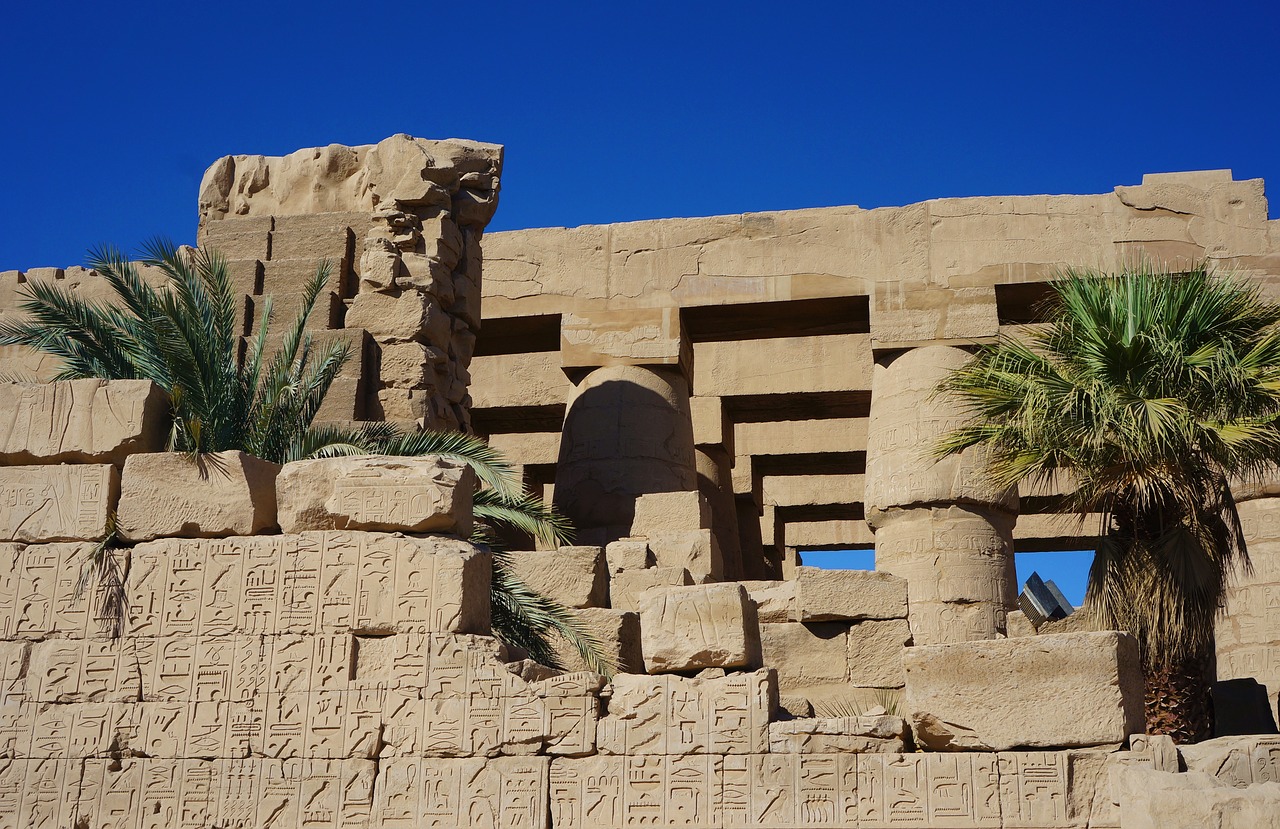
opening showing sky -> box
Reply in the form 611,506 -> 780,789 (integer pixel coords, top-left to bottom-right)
1,1 -> 1277,270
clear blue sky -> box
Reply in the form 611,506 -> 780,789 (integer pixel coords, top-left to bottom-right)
1,1 -> 1277,270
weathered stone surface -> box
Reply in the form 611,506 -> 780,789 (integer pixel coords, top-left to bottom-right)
0,464 -> 117,542
630,491 -> 712,536
741,580 -> 795,624
552,607 -> 642,674
1179,734 -> 1280,786
598,668 -> 775,754
639,583 -> 758,673
645,528 -> 722,580
0,379 -> 167,464
505,546 -> 608,609
758,622 -> 849,692
126,532 -> 490,636
1006,609 -> 1038,637
904,631 -> 1145,750
609,566 -> 692,613
767,714 -> 907,753
792,566 -> 908,622
604,539 -> 652,573
847,619 -> 911,687
275,454 -> 473,536
1117,766 -> 1280,829
1216,496 -> 1280,715
116,451 -> 280,541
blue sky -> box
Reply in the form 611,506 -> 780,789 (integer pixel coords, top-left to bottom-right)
1,1 -> 1277,270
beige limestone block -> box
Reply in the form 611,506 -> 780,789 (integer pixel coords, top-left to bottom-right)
0,379 -> 167,464
1179,734 -> 1280,787
735,417 -> 867,457
863,345 -> 1017,522
874,505 -> 1017,644
758,622 -> 849,691
603,539 -> 652,573
784,519 -> 875,548
504,546 -> 608,609
377,341 -> 435,388
346,289 -> 452,347
116,451 -> 280,541
630,491 -> 712,536
689,396 -> 732,452
1116,766 -> 1280,829
597,668 -> 775,754
693,333 -> 873,397
486,431 -> 561,467
644,529 -> 722,580
0,464 -> 118,542
560,307 -> 688,372
792,566 -> 908,622
470,352 -> 570,409
127,533 -> 490,636
639,583 -> 759,672
552,607 -> 642,674
608,566 -> 691,613
1216,497 -> 1280,715
371,755 -> 546,828
275,454 -> 473,536
847,619 -> 911,687
767,714 -> 907,753
763,473 -> 865,508
1007,609 -> 1038,637
903,630 -> 1144,751
740,580 -> 795,624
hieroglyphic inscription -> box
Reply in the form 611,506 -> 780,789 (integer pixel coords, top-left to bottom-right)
0,541 -> 124,639
0,464 -> 116,543
127,531 -> 489,637
0,379 -> 164,464
551,753 -> 1074,829
598,670 -> 774,755
373,756 -> 549,829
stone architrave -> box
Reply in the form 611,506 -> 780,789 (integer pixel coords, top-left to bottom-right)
504,546 -> 608,609
0,379 -> 167,464
116,451 -> 281,541
0,465 -> 118,543
638,582 -> 759,673
275,455 -> 474,536
903,631 -> 1145,751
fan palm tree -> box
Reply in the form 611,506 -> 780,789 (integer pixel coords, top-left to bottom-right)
0,240 -> 613,675
936,262 -> 1280,742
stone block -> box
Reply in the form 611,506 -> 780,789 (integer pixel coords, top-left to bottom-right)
470,351 -> 570,409
741,580 -> 795,624
645,529 -> 722,580
689,395 -> 733,453
693,333 -> 873,397
561,307 -> 688,372
604,539 -> 652,573
1007,609 -> 1038,637
767,714 -> 907,753
0,379 -> 167,464
792,566 -> 908,622
846,618 -> 911,687
597,668 -> 775,754
116,451 -> 280,541
346,289 -> 452,347
609,566 -> 692,613
552,607 -> 643,674
639,582 -> 759,673
1116,766 -> 1280,829
127,533 -> 490,636
904,630 -> 1145,750
275,454 -> 473,536
504,546 -> 608,609
0,464 -> 117,542
631,490 -> 712,536
758,622 -> 849,692
373,756 -> 547,828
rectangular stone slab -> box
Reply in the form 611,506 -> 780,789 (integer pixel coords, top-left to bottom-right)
0,464 -> 117,542
0,379 -> 167,464
904,630 -> 1145,751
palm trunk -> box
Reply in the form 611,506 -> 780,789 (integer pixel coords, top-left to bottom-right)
1143,647 -> 1213,743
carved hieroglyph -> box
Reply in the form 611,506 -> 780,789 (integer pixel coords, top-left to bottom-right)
639,583 -> 759,673
1215,496 -> 1280,714
0,379 -> 167,465
0,464 -> 116,542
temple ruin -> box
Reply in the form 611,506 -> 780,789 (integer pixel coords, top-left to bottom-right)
0,136 -> 1279,826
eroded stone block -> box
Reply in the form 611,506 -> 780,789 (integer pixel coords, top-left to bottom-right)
609,566 -> 692,613
767,714 -> 907,753
116,451 -> 281,541
904,631 -> 1145,750
0,464 -> 117,543
793,566 -> 908,622
275,454 -> 474,536
0,379 -> 167,464
639,583 -> 758,673
505,546 -> 608,609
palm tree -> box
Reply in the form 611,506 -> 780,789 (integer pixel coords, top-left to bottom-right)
0,240 -> 613,675
936,262 -> 1280,742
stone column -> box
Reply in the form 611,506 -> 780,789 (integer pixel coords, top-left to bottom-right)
865,345 -> 1018,644
555,362 -> 697,546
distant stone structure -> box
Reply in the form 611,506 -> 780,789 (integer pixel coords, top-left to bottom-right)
1,140 -> 1279,826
